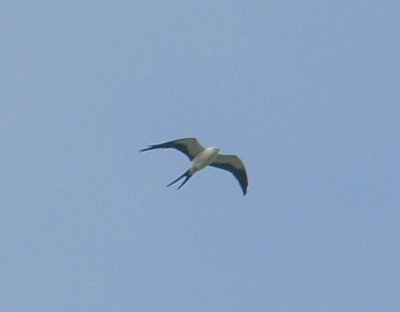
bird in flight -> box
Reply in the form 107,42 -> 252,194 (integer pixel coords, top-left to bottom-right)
140,137 -> 248,195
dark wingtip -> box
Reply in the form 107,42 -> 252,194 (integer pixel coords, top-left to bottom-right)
241,183 -> 248,196
139,146 -> 152,152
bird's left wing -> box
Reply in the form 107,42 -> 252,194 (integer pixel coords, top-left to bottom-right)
210,154 -> 248,195
140,138 -> 204,160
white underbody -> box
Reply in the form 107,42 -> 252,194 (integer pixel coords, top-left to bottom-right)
190,147 -> 220,174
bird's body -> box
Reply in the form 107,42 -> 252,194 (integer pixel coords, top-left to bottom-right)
190,147 -> 220,173
140,138 -> 248,195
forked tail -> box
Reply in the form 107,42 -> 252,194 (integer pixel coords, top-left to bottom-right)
167,169 -> 192,190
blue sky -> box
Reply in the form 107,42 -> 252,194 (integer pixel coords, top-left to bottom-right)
1,1 -> 399,311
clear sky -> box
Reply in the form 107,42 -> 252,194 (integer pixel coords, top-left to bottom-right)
1,1 -> 399,311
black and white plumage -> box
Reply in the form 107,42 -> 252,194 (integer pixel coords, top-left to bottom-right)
140,138 -> 248,195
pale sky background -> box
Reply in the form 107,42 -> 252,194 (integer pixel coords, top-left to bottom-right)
1,1 -> 399,311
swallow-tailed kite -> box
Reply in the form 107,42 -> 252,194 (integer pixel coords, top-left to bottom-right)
140,138 -> 248,195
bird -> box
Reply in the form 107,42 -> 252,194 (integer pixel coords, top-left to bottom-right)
140,137 -> 248,195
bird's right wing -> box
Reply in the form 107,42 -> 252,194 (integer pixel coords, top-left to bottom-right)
210,154 -> 248,195
140,138 -> 204,160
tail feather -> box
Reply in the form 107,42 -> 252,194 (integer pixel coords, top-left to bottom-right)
167,169 -> 192,190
